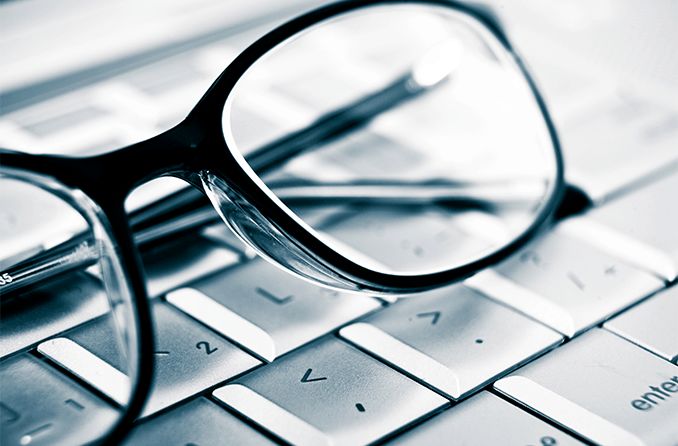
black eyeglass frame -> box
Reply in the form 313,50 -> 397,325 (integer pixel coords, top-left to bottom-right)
0,0 -> 564,443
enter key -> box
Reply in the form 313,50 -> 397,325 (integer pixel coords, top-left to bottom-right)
494,329 -> 678,445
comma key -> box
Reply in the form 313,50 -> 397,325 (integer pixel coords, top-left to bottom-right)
123,398 -> 276,445
390,392 -> 583,445
495,329 -> 678,445
213,337 -> 447,446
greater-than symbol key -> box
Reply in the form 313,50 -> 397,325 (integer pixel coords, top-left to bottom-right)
300,368 -> 327,383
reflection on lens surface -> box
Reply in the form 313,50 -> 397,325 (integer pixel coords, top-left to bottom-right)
0,172 -> 138,445
223,3 -> 559,277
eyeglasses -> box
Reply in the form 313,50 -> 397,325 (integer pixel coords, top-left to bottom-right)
0,0 -> 563,443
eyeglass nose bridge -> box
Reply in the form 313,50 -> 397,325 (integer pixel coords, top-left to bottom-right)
199,170 -> 362,292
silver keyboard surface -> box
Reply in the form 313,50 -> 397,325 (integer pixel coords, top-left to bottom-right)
1,1 -> 678,445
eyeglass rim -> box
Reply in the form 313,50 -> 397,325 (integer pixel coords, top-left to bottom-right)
187,0 -> 566,293
0,0 -> 564,294
0,166 -> 154,446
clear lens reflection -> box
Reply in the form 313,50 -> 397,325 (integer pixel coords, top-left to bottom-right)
223,3 -> 558,277
0,172 -> 138,445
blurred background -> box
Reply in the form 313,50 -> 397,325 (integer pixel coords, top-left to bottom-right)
2,0 -> 676,206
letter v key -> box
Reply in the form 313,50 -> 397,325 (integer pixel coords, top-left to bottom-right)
300,368 -> 327,383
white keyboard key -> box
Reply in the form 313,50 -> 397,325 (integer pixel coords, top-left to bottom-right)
284,131 -> 424,183
213,337 -> 448,446
215,384 -> 331,446
201,222 -> 256,258
225,103 -> 288,156
505,30 -> 610,124
0,176 -> 85,265
605,285 -> 678,364
559,89 -> 678,202
125,54 -> 207,97
391,391 -> 583,445
167,259 -> 380,362
0,354 -> 118,446
467,225 -> 663,337
495,329 -> 678,445
339,286 -> 561,399
565,170 -> 678,281
39,338 -> 131,406
325,209 -> 498,274
39,302 -> 260,417
273,66 -> 375,112
124,177 -> 190,214
124,398 -> 276,445
168,288 -> 277,362
142,234 -> 240,298
0,272 -> 108,359
200,207 -> 341,257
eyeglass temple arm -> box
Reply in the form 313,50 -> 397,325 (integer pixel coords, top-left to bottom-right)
0,174 -> 542,297
270,178 -> 545,210
1,42 -> 460,296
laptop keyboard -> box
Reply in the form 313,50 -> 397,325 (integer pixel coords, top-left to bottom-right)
1,5 -> 678,446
